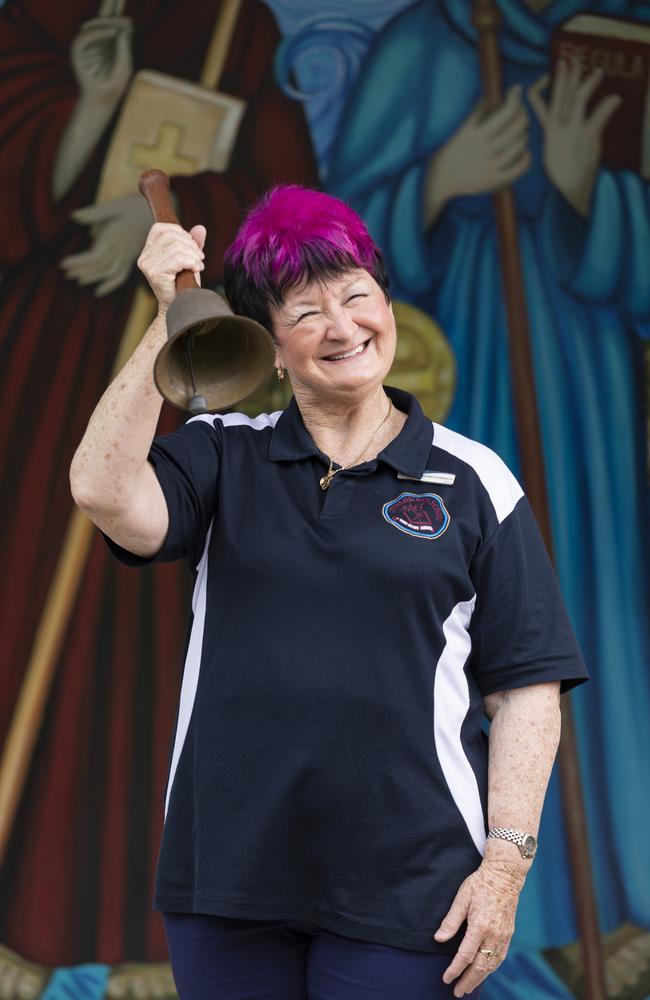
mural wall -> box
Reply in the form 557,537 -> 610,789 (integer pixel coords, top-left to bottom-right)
0,0 -> 648,997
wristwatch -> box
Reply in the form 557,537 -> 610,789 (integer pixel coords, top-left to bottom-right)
487,827 -> 538,859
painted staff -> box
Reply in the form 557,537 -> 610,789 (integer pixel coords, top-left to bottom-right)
471,1 -> 606,996
0,0 -> 244,865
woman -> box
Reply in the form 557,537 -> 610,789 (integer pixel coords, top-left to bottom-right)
69,186 -> 589,999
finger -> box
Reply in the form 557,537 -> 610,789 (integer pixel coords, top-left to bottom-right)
78,16 -> 132,33
480,85 -> 525,138
527,74 -> 549,129
94,266 -> 130,297
75,23 -> 129,48
152,255 -> 205,278
456,940 -> 507,996
64,263 -> 112,285
441,930 -> 483,985
574,65 -> 605,118
100,0 -> 126,15
71,203 -> 118,224
74,268 -> 113,287
147,235 -> 206,264
60,244 -> 115,273
434,887 -> 470,942
489,116 -> 529,159
190,224 -> 207,251
113,21 -> 134,73
89,251 -> 133,295
146,222 -> 194,243
550,56 -> 569,119
588,92 -> 623,137
557,56 -> 580,122
491,138 -> 530,177
568,53 -> 584,93
173,256 -> 205,275
492,150 -> 533,187
451,950 -> 496,996
68,250 -> 124,285
144,235 -> 206,267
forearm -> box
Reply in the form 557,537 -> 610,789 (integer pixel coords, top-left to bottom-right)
69,308 -> 168,513
482,683 -> 562,878
52,93 -> 120,201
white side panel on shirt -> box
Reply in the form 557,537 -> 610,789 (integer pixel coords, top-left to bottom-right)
433,594 -> 487,857
431,423 -> 523,523
164,520 -> 213,821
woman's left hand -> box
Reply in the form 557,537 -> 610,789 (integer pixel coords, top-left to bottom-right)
433,857 -> 527,997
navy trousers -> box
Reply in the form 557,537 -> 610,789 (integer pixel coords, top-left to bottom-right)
162,912 -> 484,999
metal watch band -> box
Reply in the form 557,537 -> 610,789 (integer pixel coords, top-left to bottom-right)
487,827 -> 526,846
487,827 -> 537,858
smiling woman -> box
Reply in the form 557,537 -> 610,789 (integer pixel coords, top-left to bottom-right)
71,181 -> 589,1000
222,185 -> 405,468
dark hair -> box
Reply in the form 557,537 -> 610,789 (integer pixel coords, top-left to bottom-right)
222,185 -> 391,337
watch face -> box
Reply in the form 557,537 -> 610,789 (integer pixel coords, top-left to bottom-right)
523,835 -> 537,857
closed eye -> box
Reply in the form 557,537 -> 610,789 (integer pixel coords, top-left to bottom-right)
294,294 -> 366,324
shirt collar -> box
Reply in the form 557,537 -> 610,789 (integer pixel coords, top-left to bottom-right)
268,384 -> 433,478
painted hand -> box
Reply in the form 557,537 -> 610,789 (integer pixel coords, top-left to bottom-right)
432,858 -> 526,997
61,192 -> 155,297
528,55 -> 622,217
431,84 -> 532,194
70,1 -> 133,106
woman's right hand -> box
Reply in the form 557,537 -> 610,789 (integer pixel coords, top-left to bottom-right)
137,223 -> 207,309
424,83 -> 531,226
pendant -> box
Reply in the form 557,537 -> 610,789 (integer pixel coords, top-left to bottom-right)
320,469 -> 335,490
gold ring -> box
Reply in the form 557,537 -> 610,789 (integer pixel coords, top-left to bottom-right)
479,948 -> 498,960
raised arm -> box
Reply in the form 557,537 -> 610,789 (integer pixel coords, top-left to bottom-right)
69,221 -> 206,556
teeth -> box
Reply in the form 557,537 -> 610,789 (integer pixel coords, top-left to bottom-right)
326,341 -> 367,361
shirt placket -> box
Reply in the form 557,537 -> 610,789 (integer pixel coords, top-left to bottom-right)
319,462 -> 377,519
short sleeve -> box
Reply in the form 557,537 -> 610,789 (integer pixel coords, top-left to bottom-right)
101,415 -> 222,568
468,494 -> 590,697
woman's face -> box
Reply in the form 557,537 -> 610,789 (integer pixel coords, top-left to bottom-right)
268,268 -> 397,398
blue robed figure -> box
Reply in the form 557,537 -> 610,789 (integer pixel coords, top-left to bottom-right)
326,0 -> 650,994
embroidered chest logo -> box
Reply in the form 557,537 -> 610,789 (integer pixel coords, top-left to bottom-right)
382,492 -> 450,540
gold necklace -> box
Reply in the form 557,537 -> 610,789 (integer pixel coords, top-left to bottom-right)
309,394 -> 394,490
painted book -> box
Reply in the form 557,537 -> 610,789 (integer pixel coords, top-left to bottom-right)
550,14 -> 650,178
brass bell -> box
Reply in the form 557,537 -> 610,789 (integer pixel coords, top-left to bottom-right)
138,169 -> 275,414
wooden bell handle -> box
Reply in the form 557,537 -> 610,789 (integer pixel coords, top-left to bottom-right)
138,168 -> 198,295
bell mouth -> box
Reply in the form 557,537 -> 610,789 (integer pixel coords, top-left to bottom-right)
153,289 -> 275,412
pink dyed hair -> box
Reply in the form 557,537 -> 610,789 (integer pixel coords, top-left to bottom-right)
222,185 -> 390,336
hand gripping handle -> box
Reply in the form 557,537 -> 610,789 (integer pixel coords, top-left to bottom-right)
138,168 -> 198,295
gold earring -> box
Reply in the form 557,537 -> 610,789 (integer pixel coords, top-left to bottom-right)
276,365 -> 285,382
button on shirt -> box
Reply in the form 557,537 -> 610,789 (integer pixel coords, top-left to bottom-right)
103,383 -> 589,954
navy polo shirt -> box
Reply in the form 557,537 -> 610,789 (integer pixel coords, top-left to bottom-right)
103,383 -> 589,954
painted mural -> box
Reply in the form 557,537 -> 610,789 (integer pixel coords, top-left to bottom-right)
0,0 -> 648,997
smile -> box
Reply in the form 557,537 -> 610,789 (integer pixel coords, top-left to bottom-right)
322,339 -> 370,362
